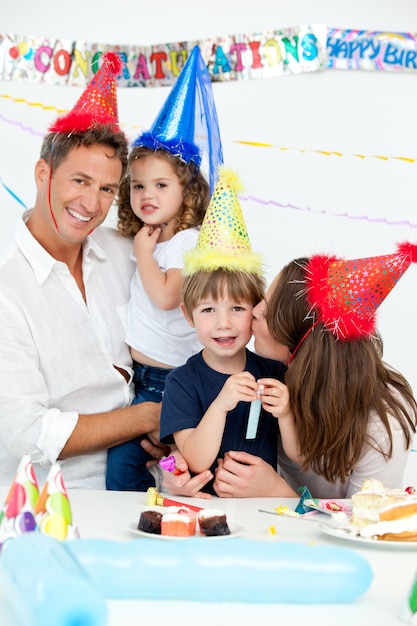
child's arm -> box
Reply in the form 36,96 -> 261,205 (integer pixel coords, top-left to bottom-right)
257,377 -> 304,463
134,227 -> 183,310
174,371 -> 259,473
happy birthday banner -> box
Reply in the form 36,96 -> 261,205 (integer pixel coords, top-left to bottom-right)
0,25 -> 416,88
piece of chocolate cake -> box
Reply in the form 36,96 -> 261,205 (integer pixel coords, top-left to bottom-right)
198,509 -> 230,536
138,509 -> 162,534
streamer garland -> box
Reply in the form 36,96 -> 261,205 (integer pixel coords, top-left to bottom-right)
1,175 -> 415,230
0,178 -> 27,208
1,97 -> 416,165
0,26 -> 416,88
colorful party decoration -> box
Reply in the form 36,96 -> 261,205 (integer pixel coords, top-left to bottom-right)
2,97 -> 416,164
158,454 -> 183,475
35,463 -> 79,541
0,177 -> 28,208
238,194 -> 417,229
0,532 -> 373,626
327,29 -> 417,71
295,485 -> 317,515
0,25 -> 327,87
305,242 -> 417,340
0,454 -> 39,549
2,172 -> 417,230
0,456 -> 79,549
132,44 -> 223,194
49,51 -> 122,133
0,26 -> 415,88
184,167 -> 263,275
145,487 -> 204,512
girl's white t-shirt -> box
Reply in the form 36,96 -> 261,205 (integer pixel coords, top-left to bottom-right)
125,228 -> 202,367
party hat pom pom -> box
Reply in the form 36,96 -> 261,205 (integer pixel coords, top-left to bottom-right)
397,241 -> 417,264
218,166 -> 244,194
103,51 -> 123,75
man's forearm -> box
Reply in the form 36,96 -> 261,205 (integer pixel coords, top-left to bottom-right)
59,401 -> 161,458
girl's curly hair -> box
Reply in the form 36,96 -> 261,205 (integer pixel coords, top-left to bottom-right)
116,146 -> 210,238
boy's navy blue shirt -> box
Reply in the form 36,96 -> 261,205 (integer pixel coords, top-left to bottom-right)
160,349 -> 287,495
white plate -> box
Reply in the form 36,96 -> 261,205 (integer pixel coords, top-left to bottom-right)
128,521 -> 244,540
320,522 -> 417,550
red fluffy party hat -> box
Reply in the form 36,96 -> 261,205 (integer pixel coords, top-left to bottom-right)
49,52 -> 123,134
305,242 -> 417,341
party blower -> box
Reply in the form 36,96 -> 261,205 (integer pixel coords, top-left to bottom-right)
0,532 -> 373,626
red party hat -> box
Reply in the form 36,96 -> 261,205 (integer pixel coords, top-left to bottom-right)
49,52 -> 123,134
305,242 -> 417,341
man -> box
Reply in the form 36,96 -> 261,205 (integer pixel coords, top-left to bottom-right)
0,53 -> 165,489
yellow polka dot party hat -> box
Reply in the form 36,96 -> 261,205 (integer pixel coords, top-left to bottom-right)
184,167 -> 263,275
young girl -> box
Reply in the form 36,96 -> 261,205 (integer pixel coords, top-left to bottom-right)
106,146 -> 210,491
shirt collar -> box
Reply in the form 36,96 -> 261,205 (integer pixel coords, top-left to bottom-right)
15,210 -> 107,285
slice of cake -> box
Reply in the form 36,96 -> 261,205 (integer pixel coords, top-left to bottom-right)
351,478 -> 411,527
160,507 -> 197,537
351,479 -> 417,541
138,509 -> 162,534
359,500 -> 417,542
198,509 -> 230,536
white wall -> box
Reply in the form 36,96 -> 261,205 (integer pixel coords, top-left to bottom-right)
2,0 -> 417,480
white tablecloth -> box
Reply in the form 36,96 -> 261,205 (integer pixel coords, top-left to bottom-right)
0,488 -> 415,626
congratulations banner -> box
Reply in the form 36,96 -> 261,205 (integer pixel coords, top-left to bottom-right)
0,25 -> 327,87
0,25 -> 416,88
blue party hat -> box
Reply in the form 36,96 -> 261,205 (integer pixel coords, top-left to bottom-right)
132,45 -> 223,193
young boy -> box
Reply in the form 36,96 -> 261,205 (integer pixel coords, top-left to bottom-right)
159,169 -> 291,495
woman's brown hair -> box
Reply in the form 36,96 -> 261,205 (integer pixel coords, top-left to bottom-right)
267,258 -> 417,483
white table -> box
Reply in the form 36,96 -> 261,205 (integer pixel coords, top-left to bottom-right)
0,488 -> 415,626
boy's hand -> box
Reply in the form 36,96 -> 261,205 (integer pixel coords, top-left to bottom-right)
212,371 -> 259,413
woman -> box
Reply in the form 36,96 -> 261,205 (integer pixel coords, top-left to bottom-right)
162,250 -> 417,498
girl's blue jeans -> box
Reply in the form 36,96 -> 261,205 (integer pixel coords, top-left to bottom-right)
106,362 -> 171,491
